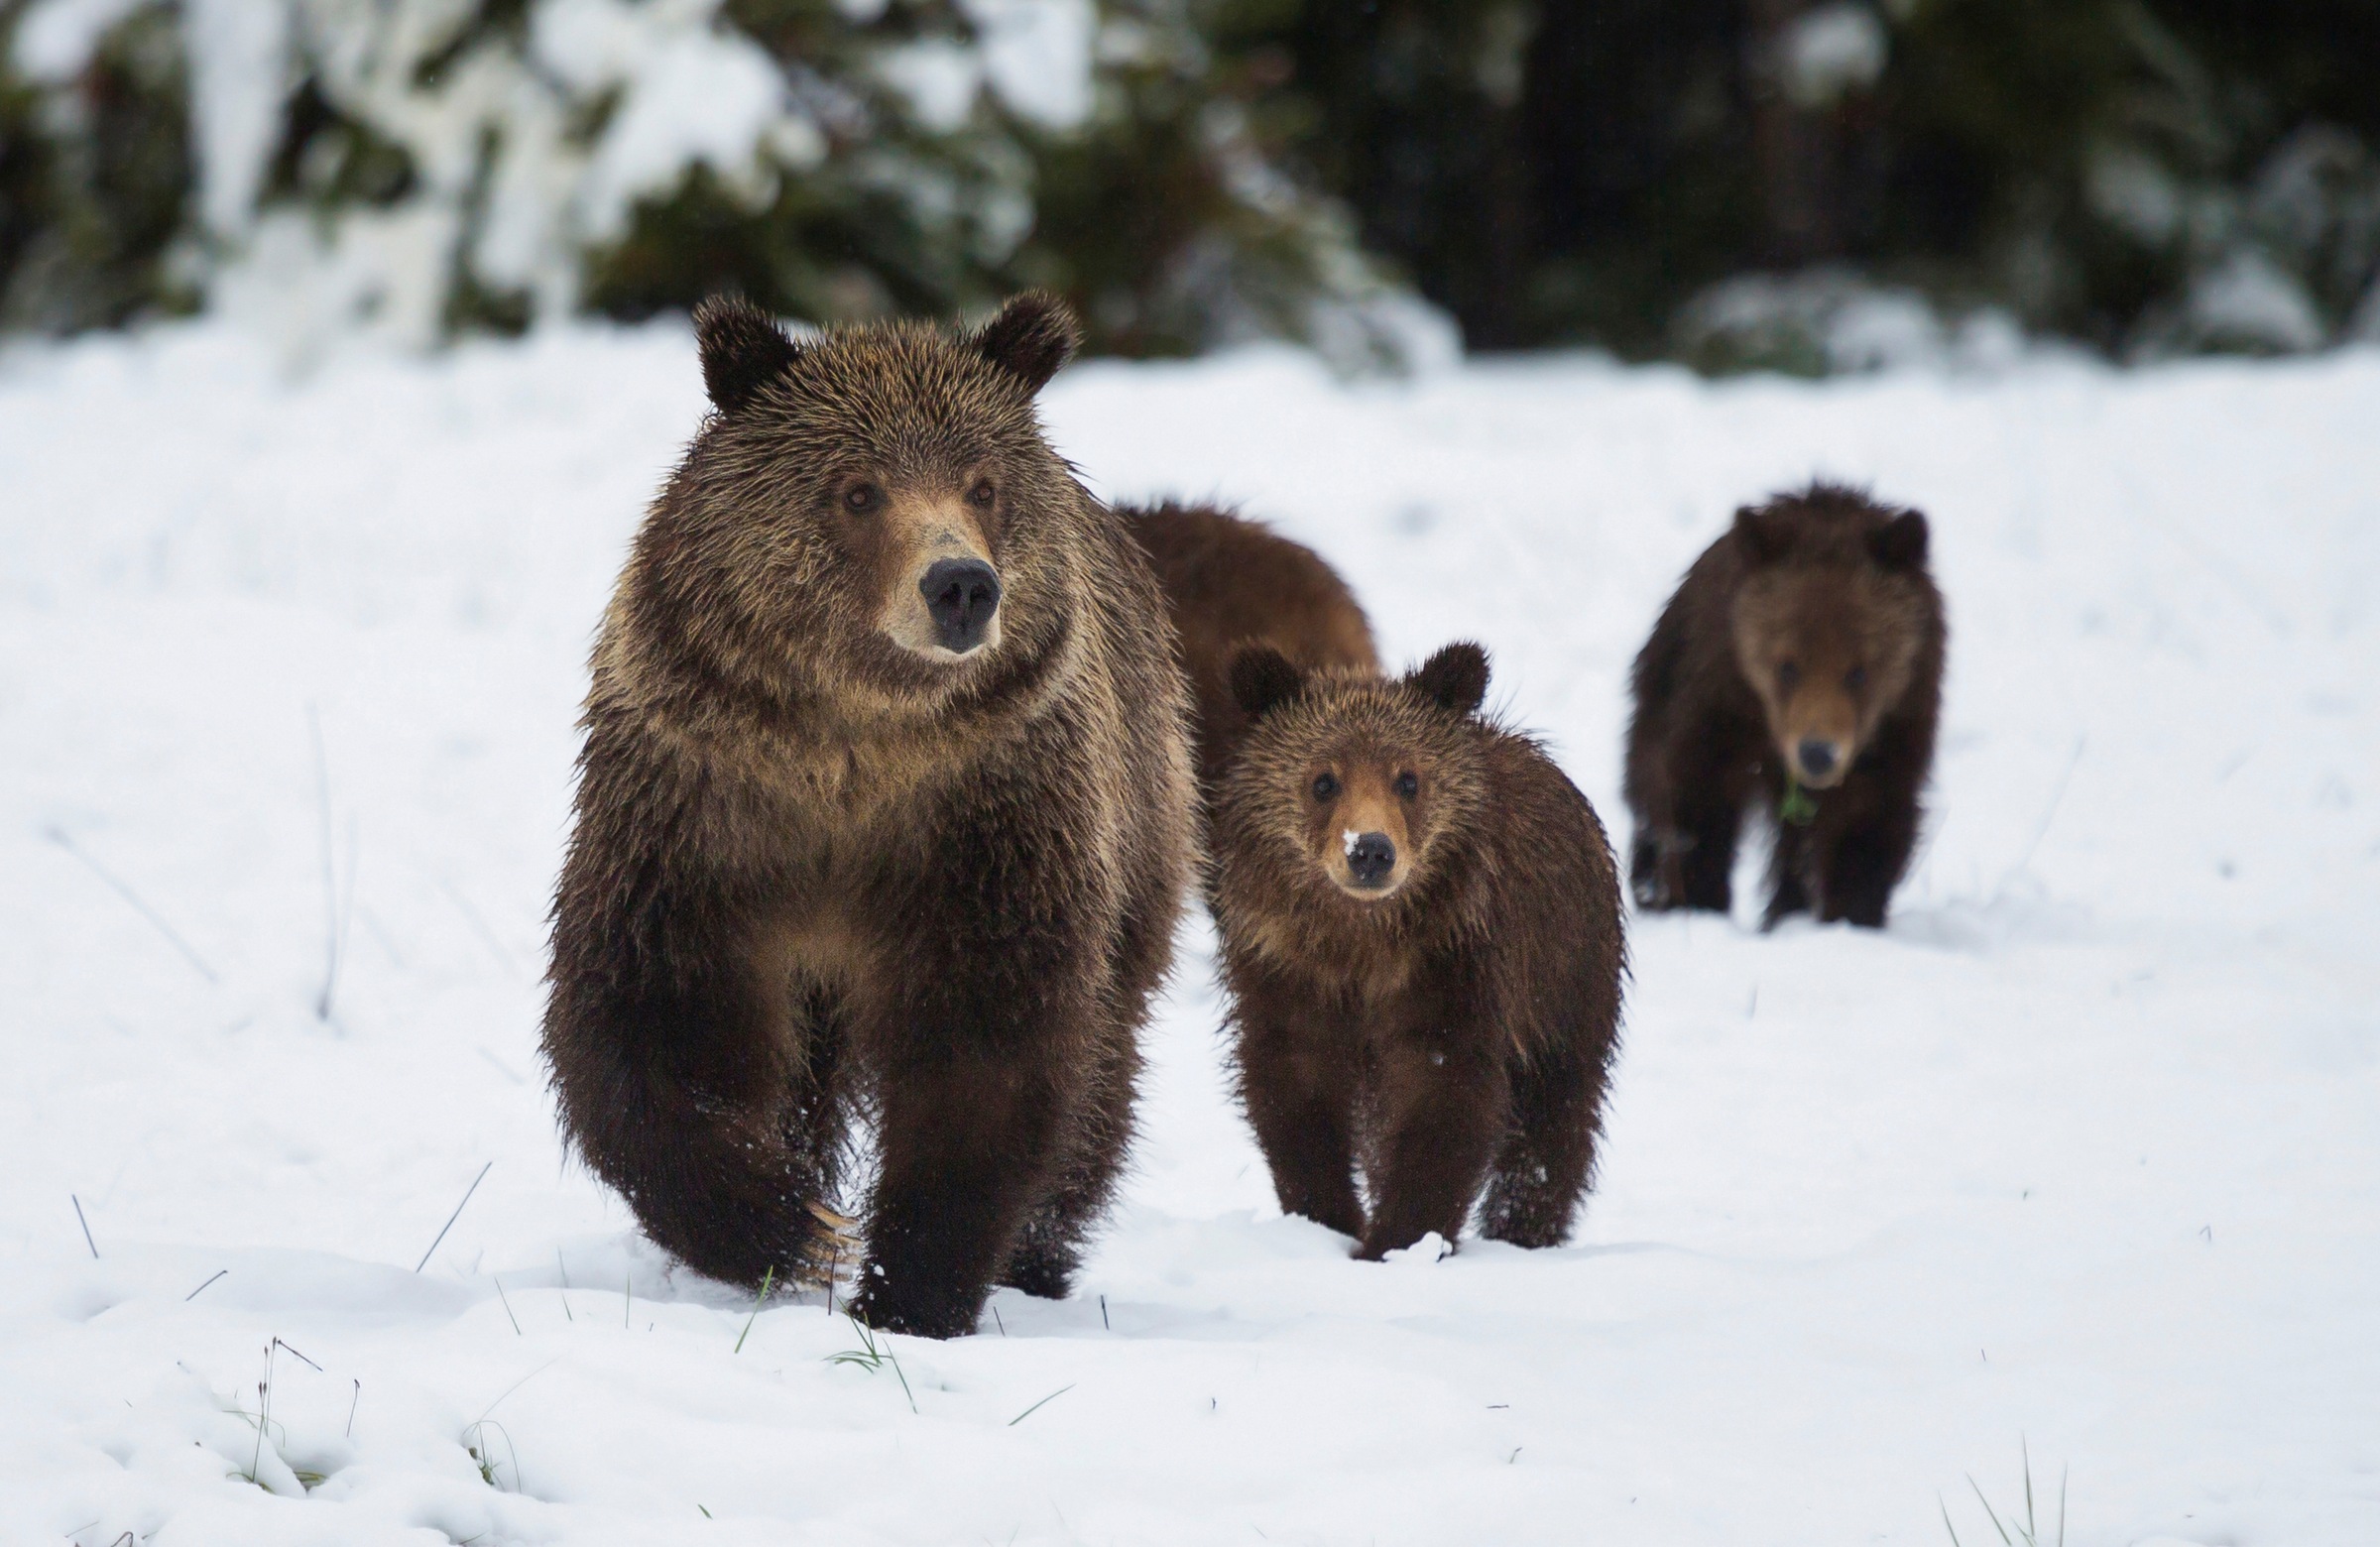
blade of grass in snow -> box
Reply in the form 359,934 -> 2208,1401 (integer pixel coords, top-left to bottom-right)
734,1266 -> 774,1355
826,1315 -> 916,1413
414,1161 -> 491,1272
45,826 -> 218,983
1008,1384 -> 1075,1426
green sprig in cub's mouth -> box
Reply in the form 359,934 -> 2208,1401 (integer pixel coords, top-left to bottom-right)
1780,776 -> 1819,827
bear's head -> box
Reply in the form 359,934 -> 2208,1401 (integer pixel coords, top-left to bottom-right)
1219,644 -> 1490,907
635,292 -> 1088,716
1728,484 -> 1933,789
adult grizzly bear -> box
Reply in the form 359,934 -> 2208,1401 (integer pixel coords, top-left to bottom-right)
1624,483 -> 1945,929
1129,501 -> 1377,798
542,294 -> 1196,1339
1213,644 -> 1625,1259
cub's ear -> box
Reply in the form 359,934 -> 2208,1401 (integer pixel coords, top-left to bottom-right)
1230,646 -> 1307,721
1407,643 -> 1489,717
1867,509 -> 1930,571
975,291 -> 1081,395
1732,503 -> 1795,565
694,295 -> 802,414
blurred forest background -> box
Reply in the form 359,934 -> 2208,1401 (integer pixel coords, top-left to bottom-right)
4,0 -> 2378,370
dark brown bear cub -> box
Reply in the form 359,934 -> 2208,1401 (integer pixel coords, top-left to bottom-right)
1130,501 -> 1378,800
1624,483 -> 1946,929
1213,645 -> 1625,1259
542,294 -> 1195,1339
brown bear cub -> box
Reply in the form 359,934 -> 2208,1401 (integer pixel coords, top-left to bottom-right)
1212,644 -> 1626,1259
1130,501 -> 1378,801
542,294 -> 1196,1339
1624,482 -> 1946,929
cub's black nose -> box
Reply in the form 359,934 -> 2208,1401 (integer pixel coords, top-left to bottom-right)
1347,832 -> 1397,889
1796,738 -> 1840,779
921,557 -> 1001,654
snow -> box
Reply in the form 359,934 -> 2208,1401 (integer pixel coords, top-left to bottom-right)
2185,250 -> 2329,354
877,37 -> 986,136
963,0 -> 1097,131
11,0 -> 150,80
181,0 -> 295,237
876,1 -> 1098,133
1778,3 -> 1889,109
537,0 -> 802,242
3,322 -> 2378,1546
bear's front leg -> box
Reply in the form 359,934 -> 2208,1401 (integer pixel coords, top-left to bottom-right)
1479,1034 -> 1605,1250
1229,974 -> 1367,1242
848,892 -> 1101,1338
1813,740 -> 1925,928
853,1037 -> 1066,1337
1818,808 -> 1914,926
1357,1006 -> 1508,1260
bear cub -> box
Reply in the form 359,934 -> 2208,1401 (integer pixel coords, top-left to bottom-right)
1213,644 -> 1626,1259
1624,482 -> 1946,928
542,294 -> 1195,1339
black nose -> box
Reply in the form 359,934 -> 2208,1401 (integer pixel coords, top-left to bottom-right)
1796,738 -> 1839,778
1347,832 -> 1396,888
920,557 -> 1001,653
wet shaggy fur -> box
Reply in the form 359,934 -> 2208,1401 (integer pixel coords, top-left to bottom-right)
1129,501 -> 1378,799
1211,645 -> 1626,1259
1624,483 -> 1946,928
542,293 -> 1196,1339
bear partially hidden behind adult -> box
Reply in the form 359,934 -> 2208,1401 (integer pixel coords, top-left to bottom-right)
1129,500 -> 1378,809
1624,483 -> 1946,928
542,294 -> 1196,1339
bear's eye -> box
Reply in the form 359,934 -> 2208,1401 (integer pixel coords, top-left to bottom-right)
1311,772 -> 1341,802
1776,659 -> 1801,694
967,479 -> 997,509
1393,772 -> 1419,801
1844,664 -> 1867,692
842,483 -> 882,516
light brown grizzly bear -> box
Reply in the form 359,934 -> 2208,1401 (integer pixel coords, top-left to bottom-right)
1624,482 -> 1946,929
541,293 -> 1196,1339
1129,501 -> 1378,801
1212,643 -> 1626,1259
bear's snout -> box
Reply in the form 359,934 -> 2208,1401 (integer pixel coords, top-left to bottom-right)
1794,737 -> 1841,782
919,557 -> 1002,654
1346,831 -> 1397,889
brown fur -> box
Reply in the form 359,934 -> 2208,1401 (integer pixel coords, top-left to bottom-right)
1129,501 -> 1379,798
541,293 -> 1196,1339
1211,645 -> 1626,1259
1624,482 -> 1946,928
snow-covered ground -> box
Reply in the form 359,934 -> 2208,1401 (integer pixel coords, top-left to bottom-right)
2,322 -> 2375,1547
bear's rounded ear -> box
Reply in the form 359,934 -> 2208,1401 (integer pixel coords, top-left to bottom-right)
1732,504 -> 1794,565
694,295 -> 802,414
1407,643 -> 1489,717
1868,509 -> 1930,571
1230,646 -> 1307,721
975,291 -> 1081,395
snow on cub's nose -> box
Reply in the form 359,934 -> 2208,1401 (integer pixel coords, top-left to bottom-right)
1318,773 -> 1413,899
1344,830 -> 1396,888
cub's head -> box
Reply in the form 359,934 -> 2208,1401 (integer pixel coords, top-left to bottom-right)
633,293 -> 1086,709
1219,644 -> 1490,907
1728,484 -> 1935,788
